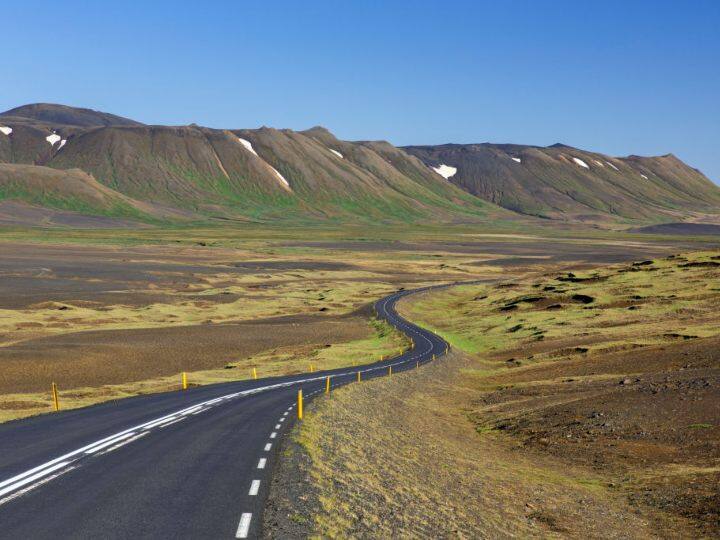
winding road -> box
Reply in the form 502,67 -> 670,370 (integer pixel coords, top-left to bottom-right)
0,287 -> 448,539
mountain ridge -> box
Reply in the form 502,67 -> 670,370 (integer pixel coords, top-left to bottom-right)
0,103 -> 718,227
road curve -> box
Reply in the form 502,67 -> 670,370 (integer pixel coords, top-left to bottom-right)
0,287 -> 448,539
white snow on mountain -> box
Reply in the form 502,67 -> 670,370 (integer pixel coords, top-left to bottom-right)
572,157 -> 589,169
237,138 -> 259,156
432,164 -> 457,179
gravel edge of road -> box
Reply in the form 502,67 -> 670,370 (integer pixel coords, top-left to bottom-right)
262,423 -> 320,538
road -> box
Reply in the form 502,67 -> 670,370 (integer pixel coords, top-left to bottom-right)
0,287 -> 449,539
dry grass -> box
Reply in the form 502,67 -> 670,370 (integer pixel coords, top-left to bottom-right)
292,352 -> 656,538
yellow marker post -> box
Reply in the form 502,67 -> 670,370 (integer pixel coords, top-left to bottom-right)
182,372 -> 188,390
51,382 -> 59,411
357,371 -> 361,382
416,361 -> 419,369
252,367 -> 258,380
388,366 -> 392,376
309,364 -> 314,373
325,376 -> 330,394
297,389 -> 303,420
432,354 -> 436,361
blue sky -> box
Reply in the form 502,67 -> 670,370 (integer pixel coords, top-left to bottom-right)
3,0 -> 719,181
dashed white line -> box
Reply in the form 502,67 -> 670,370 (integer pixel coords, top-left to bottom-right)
274,424 -> 281,430
236,512 -> 252,538
257,458 -> 267,469
264,443 -> 272,451
270,432 -> 277,439
248,479 -> 261,496
84,432 -> 137,454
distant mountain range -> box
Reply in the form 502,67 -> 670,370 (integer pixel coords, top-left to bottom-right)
1,103 -> 718,227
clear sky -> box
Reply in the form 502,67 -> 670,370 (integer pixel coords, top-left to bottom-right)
3,0 -> 719,181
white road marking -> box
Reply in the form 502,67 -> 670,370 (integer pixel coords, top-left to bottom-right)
0,465 -> 76,507
279,417 -> 285,422
274,424 -> 281,430
264,443 -> 272,451
270,432 -> 277,439
249,479 -> 261,496
97,432 -> 149,455
236,512 -> 252,538
0,461 -> 74,498
283,411 -> 288,416
84,432 -> 137,454
257,458 -> 267,469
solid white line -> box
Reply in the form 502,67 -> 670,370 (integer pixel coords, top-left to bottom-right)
0,465 -> 76,507
270,432 -> 277,439
264,443 -> 272,451
236,512 -> 252,538
248,479 -> 260,496
0,461 -> 73,498
257,458 -> 266,469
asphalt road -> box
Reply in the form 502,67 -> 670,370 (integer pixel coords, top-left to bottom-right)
0,287 -> 449,539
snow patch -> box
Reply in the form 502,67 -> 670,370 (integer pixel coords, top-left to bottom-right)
511,157 -> 521,163
572,157 -> 589,169
237,138 -> 258,156
432,164 -> 457,179
0,126 -> 12,136
269,166 -> 290,188
606,161 -> 619,171
593,159 -> 604,167
640,174 -> 648,179
46,133 -> 61,146
329,149 -> 343,159
237,137 -> 290,189
58,139 -> 67,150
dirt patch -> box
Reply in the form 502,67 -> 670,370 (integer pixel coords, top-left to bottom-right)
474,336 -> 720,536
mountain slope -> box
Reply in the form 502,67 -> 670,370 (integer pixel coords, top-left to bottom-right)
0,163 -> 169,222
403,143 -> 720,223
0,106 -> 499,223
0,103 -> 143,128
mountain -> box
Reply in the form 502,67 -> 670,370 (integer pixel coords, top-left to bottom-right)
0,105 -> 498,224
0,103 -> 718,227
0,103 -> 143,128
403,143 -> 720,223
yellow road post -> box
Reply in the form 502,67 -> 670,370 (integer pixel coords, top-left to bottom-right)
252,367 -> 258,380
51,382 -> 59,411
325,376 -> 330,394
182,372 -> 188,390
298,389 -> 303,420
357,371 -> 361,382
388,366 -> 392,376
